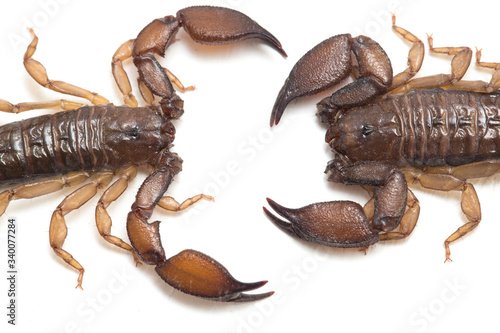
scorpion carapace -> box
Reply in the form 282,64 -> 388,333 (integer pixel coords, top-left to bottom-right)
0,6 -> 286,302
264,15 -> 500,261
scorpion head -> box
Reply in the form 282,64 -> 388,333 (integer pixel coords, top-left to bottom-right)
325,102 -> 402,164
102,107 -> 173,166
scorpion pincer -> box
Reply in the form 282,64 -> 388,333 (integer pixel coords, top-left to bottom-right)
0,6 -> 286,302
264,15 -> 500,262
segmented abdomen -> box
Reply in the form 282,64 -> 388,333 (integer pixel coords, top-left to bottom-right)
0,105 -> 167,184
0,105 -> 110,183
387,89 -> 500,166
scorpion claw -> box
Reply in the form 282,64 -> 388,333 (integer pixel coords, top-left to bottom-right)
177,6 -> 287,57
262,205 -> 301,239
270,34 -> 353,126
264,198 -> 379,248
132,5 -> 286,118
155,249 -> 273,302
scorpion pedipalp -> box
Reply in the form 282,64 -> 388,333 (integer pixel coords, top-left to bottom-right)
270,34 -> 393,126
270,34 -> 353,126
177,6 -> 287,57
117,5 -> 287,118
264,162 -> 408,249
126,151 -> 271,301
156,249 -> 274,302
0,6 -> 283,299
263,198 -> 379,248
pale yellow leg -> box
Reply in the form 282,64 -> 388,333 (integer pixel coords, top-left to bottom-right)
111,39 -> 139,107
49,171 -> 114,289
389,14 -> 425,91
0,171 -> 92,216
404,166 -> 487,262
24,28 -> 109,104
157,194 -> 214,212
137,78 -> 155,105
378,189 -> 420,241
390,31 -> 478,94
474,48 -> 500,91
0,98 -> 85,114
111,39 -> 194,107
163,67 -> 196,93
443,182 -> 480,262
95,166 -> 139,260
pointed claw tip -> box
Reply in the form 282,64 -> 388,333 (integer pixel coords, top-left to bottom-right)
243,279 -> 268,291
212,280 -> 272,302
263,200 -> 300,241
230,290 -> 275,303
276,47 -> 288,58
265,197 -> 287,213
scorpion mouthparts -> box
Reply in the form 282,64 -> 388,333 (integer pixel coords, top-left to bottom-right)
155,249 -> 273,302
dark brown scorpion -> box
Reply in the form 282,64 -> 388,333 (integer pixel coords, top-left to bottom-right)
0,6 -> 286,302
264,15 -> 500,262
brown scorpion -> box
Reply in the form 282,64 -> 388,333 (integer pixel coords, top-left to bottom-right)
264,15 -> 500,262
0,6 -> 286,302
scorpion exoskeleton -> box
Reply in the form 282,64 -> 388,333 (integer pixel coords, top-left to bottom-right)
264,15 -> 500,262
0,6 -> 286,302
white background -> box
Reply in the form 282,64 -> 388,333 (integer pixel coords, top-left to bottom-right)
0,0 -> 499,332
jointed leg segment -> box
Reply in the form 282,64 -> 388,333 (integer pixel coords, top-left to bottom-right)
95,164 -> 213,263
50,171 -> 114,289
404,168 -> 482,262
390,14 -> 424,91
390,18 -> 500,95
24,28 -> 109,105
111,38 -> 194,108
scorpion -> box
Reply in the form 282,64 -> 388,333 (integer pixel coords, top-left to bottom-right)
263,15 -> 500,262
0,6 -> 286,302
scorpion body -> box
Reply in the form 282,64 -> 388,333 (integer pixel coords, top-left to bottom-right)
329,88 -> 500,168
0,6 -> 286,302
0,105 -> 172,184
264,15 -> 500,262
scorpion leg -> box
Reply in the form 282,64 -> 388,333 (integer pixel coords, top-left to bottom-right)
389,14 -> 425,91
0,171 -> 92,216
404,168 -> 486,262
157,194 -> 214,212
50,171 -> 114,289
391,33 -> 475,94
0,98 -> 85,114
127,151 -> 272,301
111,39 -> 195,107
264,162 -> 408,249
95,164 -> 213,263
111,39 -> 139,107
376,189 -> 420,242
473,48 -> 500,91
95,166 -> 139,262
24,29 -> 109,105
